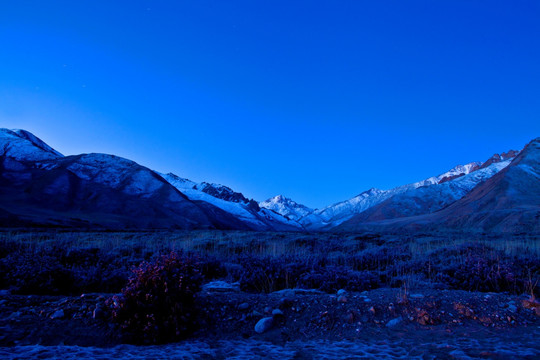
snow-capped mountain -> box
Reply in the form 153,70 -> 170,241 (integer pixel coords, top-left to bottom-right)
338,138 -> 540,233
260,157 -> 517,230
259,195 -> 314,222
1,128 -> 535,233
0,129 -> 300,230
161,173 -> 301,231
0,129 -> 63,162
338,159 -> 512,226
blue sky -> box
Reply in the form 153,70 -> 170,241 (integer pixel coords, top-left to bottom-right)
1,1 -> 539,208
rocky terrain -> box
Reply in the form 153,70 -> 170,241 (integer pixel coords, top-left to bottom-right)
1,285 -> 540,359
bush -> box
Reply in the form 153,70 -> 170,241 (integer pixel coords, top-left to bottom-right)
298,266 -> 379,293
107,251 -> 202,344
0,251 -> 74,294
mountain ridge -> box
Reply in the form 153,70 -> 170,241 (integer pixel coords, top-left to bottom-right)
0,128 -> 536,233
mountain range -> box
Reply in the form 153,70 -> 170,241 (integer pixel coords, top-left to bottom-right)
1,128 -> 538,233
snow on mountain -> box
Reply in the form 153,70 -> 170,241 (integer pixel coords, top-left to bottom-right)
338,139 -> 539,233
62,154 -> 166,198
297,157 -> 515,230
339,159 -> 513,225
259,195 -> 314,222
161,173 -> 302,230
0,128 -> 63,161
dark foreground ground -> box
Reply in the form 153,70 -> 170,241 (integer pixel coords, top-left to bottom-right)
0,230 -> 539,358
1,285 -> 540,359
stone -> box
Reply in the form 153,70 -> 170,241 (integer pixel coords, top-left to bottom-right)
386,317 -> 403,328
337,289 -> 347,296
238,302 -> 250,311
50,309 -> 65,319
272,309 -> 284,317
254,317 -> 274,334
337,295 -> 348,303
93,306 -> 105,319
202,281 -> 240,292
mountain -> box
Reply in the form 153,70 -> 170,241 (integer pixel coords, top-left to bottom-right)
259,195 -> 314,222
262,158 -> 510,230
433,138 -> 540,232
0,129 -> 63,161
161,173 -> 301,231
1,128 -> 536,233
0,129 -> 298,230
336,139 -> 539,233
337,159 -> 512,226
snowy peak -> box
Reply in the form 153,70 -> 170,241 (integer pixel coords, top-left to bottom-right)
259,195 -> 314,222
160,173 -> 299,230
199,183 -> 252,205
303,150 -> 519,230
12,129 -> 63,157
479,150 -> 520,170
437,162 -> 482,184
0,128 -> 63,161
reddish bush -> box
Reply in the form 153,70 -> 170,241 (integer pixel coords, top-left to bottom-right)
107,251 -> 202,344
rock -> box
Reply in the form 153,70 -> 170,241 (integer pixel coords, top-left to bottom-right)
507,304 -> 517,313
50,310 -> 65,319
9,311 -> 21,319
337,295 -> 348,303
0,289 -> 11,296
337,289 -> 347,296
202,281 -> 240,292
238,302 -> 250,311
278,290 -> 295,308
279,297 -> 294,309
272,309 -> 284,317
93,306 -> 105,319
254,317 -> 274,334
369,306 -> 376,315
386,317 -> 403,328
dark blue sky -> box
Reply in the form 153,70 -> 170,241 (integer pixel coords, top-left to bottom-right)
1,1 -> 539,208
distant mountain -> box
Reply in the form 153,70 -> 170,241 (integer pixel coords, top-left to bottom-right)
433,138 -> 540,232
0,129 -> 299,230
259,195 -> 314,222
336,139 -> 539,233
1,128 -> 536,233
0,129 -> 63,161
261,156 -> 514,230
161,173 -> 301,231
337,160 -> 511,226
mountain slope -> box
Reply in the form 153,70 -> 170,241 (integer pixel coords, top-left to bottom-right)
434,138 -> 540,232
0,128 -> 301,230
297,160 -> 507,230
161,173 -> 302,231
0,151 -> 218,229
338,160 -> 512,225
0,129 -> 63,162
336,138 -> 539,233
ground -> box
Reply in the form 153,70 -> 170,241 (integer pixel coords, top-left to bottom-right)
1,285 -> 540,359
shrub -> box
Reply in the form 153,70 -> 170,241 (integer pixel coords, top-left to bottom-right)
0,251 -> 74,294
107,251 -> 202,344
298,266 -> 380,293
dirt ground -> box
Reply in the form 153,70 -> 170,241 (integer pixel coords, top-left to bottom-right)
1,285 -> 539,348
